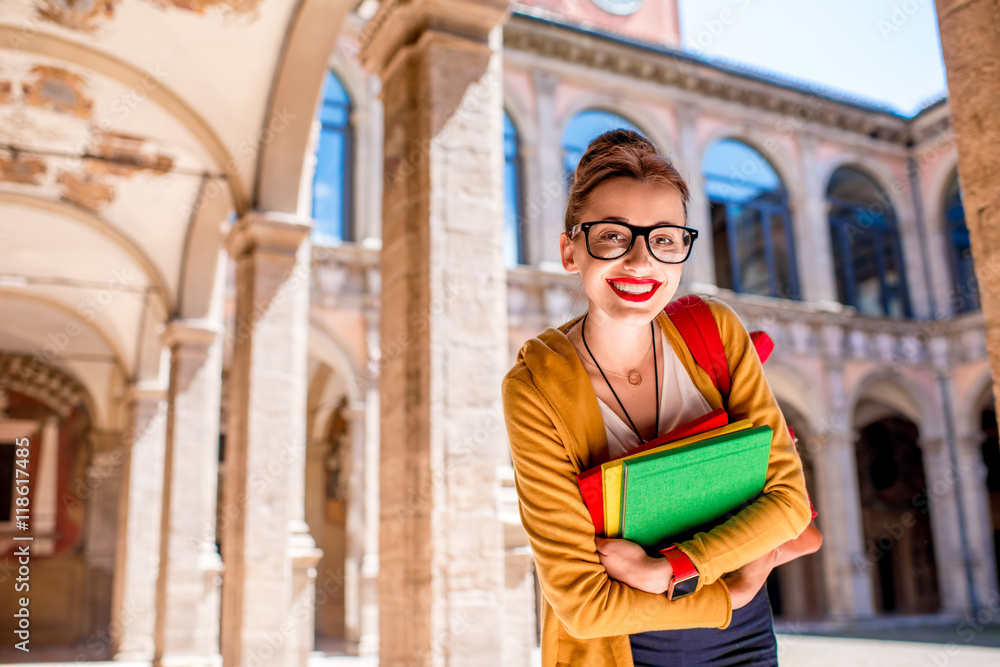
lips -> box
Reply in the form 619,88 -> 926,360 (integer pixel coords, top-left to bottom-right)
605,277 -> 663,302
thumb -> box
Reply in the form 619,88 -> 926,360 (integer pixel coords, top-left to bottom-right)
595,537 -> 609,553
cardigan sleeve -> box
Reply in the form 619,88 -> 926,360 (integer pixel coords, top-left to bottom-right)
674,297 -> 813,589
502,372 -> 734,639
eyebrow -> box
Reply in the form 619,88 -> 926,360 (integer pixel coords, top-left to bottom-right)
597,216 -> 683,226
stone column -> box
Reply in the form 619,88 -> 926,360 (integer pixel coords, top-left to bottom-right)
816,352 -> 875,619
154,320 -> 224,667
935,1 -> 1000,414
358,312 -> 380,657
676,102 -> 714,289
35,416 -> 59,555
82,430 -> 124,638
112,385 -> 168,661
957,435 -> 999,602
222,211 -> 322,667
795,131 -> 838,303
529,68 -> 565,266
361,1 -> 511,664
342,403 -> 365,654
918,437 -> 970,613
813,426 -> 876,620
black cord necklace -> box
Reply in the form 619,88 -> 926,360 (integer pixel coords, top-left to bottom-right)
581,313 -> 660,444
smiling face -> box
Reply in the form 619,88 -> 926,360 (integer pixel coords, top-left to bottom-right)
560,177 -> 687,327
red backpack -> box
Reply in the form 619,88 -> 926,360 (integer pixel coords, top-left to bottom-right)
664,294 -> 817,520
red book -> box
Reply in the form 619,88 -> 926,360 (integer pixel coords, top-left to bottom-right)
576,408 -> 729,536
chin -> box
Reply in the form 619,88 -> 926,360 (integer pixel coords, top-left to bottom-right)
599,300 -> 669,327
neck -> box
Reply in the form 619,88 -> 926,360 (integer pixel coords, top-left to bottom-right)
579,307 -> 657,372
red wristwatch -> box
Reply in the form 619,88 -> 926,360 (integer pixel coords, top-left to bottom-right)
660,545 -> 700,601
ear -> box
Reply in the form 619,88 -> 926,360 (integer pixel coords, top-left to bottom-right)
559,232 -> 580,274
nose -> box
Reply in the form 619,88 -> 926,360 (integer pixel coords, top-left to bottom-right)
621,234 -> 655,271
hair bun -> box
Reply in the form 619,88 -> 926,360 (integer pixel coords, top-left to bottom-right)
577,129 -> 656,172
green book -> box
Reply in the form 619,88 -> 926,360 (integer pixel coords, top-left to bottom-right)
620,425 -> 773,550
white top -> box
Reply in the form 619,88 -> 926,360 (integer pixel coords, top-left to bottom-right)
594,328 -> 712,459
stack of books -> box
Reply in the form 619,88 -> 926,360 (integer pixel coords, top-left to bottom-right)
577,408 -> 773,550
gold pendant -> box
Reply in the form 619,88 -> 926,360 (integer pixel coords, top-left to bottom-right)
628,371 -> 642,386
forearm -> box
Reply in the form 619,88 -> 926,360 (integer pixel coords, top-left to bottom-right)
773,523 -> 822,568
679,300 -> 813,585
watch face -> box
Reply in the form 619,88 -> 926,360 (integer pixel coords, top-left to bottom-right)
592,0 -> 644,16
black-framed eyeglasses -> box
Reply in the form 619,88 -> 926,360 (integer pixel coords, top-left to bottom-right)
569,221 -> 699,264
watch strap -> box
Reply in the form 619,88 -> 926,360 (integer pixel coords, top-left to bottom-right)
661,545 -> 699,601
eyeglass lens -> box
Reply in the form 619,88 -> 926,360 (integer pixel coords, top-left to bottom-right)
587,222 -> 692,262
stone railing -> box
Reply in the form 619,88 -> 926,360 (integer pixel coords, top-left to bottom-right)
311,246 -> 988,369
506,266 -> 989,368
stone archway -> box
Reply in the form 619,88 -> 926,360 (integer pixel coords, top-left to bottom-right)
978,405 -> 1000,587
854,413 -> 940,614
765,402 -> 826,621
0,360 -> 108,649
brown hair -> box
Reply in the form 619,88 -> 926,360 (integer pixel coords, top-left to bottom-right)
563,128 -> 690,234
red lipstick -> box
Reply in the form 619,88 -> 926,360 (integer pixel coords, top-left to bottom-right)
605,277 -> 662,303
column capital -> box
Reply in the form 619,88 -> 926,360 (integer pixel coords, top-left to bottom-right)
531,68 -> 558,96
123,383 -> 167,406
89,429 -> 122,454
226,210 -> 312,260
360,0 -> 512,78
161,318 -> 223,351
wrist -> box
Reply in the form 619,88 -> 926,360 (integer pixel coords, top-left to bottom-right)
660,545 -> 700,601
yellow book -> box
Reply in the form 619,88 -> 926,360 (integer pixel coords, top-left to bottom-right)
602,420 -> 753,538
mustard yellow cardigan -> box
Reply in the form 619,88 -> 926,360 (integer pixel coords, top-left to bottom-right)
501,297 -> 812,667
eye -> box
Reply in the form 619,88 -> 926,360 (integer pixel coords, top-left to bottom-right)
598,231 -> 628,244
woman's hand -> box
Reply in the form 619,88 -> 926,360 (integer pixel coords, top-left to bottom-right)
722,548 -> 777,609
596,537 -> 673,595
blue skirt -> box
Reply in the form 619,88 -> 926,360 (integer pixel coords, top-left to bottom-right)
629,586 -> 778,667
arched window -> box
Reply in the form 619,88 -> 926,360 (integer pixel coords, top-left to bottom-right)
944,174 -> 979,313
503,111 -> 524,267
702,139 -> 800,300
312,70 -> 352,242
827,166 -> 911,318
561,110 -> 639,184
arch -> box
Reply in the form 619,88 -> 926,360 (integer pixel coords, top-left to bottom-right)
502,84 -> 537,150
818,154 -> 914,224
696,125 -> 804,204
939,169 -> 980,314
926,152 -> 961,230
960,366 -> 996,441
0,192 -> 172,315
503,109 -> 525,267
700,136 -> 801,300
765,360 -> 824,433
0,28 -> 246,212
0,289 -> 131,428
310,68 -> 354,242
254,0 -> 353,215
826,163 -> 911,318
847,368 -> 943,441
556,95 -> 673,161
307,324 -> 361,400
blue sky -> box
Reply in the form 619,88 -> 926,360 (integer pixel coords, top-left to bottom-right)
677,0 -> 948,116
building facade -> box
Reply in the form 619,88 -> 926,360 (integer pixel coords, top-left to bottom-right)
0,0 -> 997,664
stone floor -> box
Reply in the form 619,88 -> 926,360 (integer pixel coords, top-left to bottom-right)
4,620 -> 1000,667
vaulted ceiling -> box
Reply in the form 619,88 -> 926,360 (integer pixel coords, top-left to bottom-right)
0,0 -> 354,427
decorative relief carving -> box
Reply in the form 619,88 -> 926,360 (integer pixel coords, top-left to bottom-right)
38,0 -> 117,32
87,131 -> 174,176
21,65 -> 93,118
56,170 -> 115,211
0,354 -> 88,418
0,153 -> 47,185
504,18 -> 920,144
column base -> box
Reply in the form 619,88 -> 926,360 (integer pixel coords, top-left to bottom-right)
154,653 -> 223,667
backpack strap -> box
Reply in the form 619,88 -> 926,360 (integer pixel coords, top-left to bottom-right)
664,295 -> 731,404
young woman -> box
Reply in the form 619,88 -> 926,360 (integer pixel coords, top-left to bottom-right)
502,129 -> 820,666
